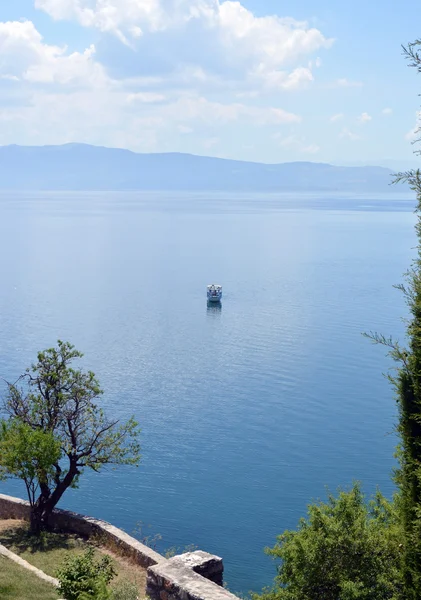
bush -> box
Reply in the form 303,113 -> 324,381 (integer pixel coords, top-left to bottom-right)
253,484 -> 403,600
56,547 -> 116,600
78,578 -> 113,600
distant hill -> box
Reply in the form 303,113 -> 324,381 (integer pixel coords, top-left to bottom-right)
0,143 -> 404,192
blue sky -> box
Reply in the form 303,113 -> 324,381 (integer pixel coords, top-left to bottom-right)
1,0 -> 420,166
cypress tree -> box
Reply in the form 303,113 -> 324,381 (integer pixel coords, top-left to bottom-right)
367,39 -> 421,600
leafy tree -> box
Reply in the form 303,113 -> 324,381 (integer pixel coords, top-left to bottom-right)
0,420 -> 61,506
0,340 -> 140,532
253,484 -> 403,600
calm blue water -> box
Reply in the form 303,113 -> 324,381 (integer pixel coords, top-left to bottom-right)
0,191 -> 416,594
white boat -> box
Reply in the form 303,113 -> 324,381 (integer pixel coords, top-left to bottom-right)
207,284 -> 222,302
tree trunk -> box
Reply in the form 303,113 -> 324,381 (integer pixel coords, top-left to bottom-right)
30,502 -> 50,533
30,463 -> 79,533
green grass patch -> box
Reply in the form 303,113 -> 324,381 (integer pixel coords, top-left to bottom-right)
0,555 -> 58,600
0,522 -> 147,598
0,525 -> 87,578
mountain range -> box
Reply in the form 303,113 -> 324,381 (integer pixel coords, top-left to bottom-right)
0,143 -> 409,192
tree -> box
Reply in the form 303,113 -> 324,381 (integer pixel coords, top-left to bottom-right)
253,484 -> 403,600
0,340 -> 140,532
0,420 -> 61,507
363,40 -> 421,600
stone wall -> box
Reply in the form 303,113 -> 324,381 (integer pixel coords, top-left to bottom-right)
0,492 -> 161,569
0,493 -> 242,600
0,493 -> 31,520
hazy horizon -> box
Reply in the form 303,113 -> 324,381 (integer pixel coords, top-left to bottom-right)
0,143 -> 409,192
0,141 -> 418,172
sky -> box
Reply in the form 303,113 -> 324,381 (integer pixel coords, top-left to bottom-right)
1,0 -> 421,166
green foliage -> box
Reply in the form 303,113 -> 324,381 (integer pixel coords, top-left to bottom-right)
132,521 -> 162,550
56,547 -> 116,600
363,40 -> 421,600
164,544 -> 198,558
253,484 -> 403,600
132,520 -> 198,558
1,340 -> 141,530
110,581 -> 139,600
78,579 -> 113,600
0,419 -> 61,505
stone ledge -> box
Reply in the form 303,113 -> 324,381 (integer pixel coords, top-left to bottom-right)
147,558 -> 239,600
168,551 -> 224,586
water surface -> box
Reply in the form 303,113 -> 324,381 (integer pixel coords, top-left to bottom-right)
0,191 -> 415,593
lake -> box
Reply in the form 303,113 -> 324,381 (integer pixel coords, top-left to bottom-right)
0,191 -> 416,594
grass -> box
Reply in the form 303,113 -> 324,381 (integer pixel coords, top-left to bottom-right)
0,521 -> 88,577
0,555 -> 59,600
0,520 -> 147,598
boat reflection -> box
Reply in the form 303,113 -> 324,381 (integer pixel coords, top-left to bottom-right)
206,302 -> 222,316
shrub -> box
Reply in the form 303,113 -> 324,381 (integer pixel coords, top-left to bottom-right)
253,484 -> 403,600
56,547 -> 116,600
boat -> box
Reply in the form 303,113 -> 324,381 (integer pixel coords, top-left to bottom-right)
207,284 -> 222,303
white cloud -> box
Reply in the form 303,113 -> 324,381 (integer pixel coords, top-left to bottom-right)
273,133 -> 298,146
178,125 -> 193,134
130,26 -> 143,39
216,3 -> 333,69
309,57 -> 322,69
0,16 -> 304,153
35,0 -> 333,89
35,0 -> 190,33
382,107 -> 393,116
248,66 -> 314,91
126,92 -> 166,104
0,87 -> 301,153
302,144 -> 320,154
335,78 -> 363,88
235,90 -> 259,99
357,112 -> 372,124
203,137 -> 219,149
273,67 -> 314,90
330,113 -> 344,122
405,111 -> 421,141
161,95 -> 301,125
272,133 -> 319,154
340,128 -> 361,141
0,20 -> 106,87
0,74 -> 20,81
1,7 -> 360,158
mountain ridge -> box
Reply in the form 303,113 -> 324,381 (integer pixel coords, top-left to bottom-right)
0,143 -> 404,192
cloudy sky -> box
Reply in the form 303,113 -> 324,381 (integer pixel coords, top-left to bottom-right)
1,0 -> 420,165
